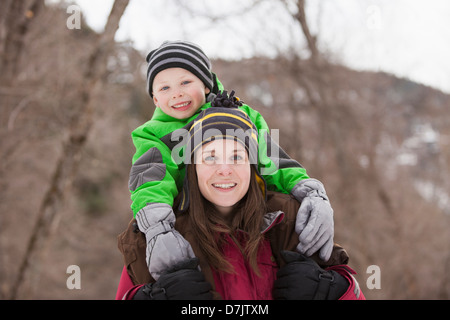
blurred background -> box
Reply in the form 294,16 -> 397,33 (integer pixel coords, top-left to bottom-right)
1,0 -> 449,300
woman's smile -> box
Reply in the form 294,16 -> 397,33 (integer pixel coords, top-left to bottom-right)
211,182 -> 237,190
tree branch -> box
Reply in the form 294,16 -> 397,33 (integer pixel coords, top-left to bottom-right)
10,0 -> 130,299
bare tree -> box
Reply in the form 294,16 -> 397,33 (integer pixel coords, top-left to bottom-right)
10,0 -> 130,299
0,0 -> 45,84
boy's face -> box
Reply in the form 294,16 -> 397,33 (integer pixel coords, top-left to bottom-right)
152,68 -> 210,119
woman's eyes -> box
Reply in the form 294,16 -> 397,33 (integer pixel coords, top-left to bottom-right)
204,155 -> 216,162
202,154 -> 244,163
232,155 -> 243,161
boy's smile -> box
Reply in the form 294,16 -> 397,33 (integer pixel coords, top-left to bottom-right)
152,68 -> 210,119
171,101 -> 191,111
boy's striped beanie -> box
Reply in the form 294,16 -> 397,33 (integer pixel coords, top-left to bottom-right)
146,40 -> 214,97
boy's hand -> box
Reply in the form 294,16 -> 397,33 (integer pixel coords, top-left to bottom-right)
291,178 -> 334,261
136,203 -> 196,280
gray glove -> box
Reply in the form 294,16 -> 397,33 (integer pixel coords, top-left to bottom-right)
291,178 -> 334,261
136,203 -> 196,280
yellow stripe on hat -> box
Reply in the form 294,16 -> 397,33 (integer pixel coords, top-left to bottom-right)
190,121 -> 258,143
190,112 -> 257,141
190,112 -> 253,131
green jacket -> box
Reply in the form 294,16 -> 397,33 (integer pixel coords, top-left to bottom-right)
129,92 -> 309,216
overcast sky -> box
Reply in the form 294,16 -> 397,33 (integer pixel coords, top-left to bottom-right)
73,0 -> 450,94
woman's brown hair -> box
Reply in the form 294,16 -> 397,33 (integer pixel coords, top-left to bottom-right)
182,162 -> 267,275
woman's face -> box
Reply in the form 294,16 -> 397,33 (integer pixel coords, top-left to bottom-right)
195,139 -> 251,219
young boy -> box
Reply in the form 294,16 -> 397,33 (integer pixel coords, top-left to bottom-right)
129,40 -> 334,280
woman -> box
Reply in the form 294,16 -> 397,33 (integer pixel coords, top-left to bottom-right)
116,106 -> 364,300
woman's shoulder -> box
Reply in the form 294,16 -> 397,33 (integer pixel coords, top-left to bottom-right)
173,211 -> 192,236
266,191 -> 299,221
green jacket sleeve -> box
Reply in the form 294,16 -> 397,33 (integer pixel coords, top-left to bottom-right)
129,122 -> 184,216
239,105 -> 309,194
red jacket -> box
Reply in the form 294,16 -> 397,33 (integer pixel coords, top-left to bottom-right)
116,233 -> 278,300
115,247 -> 364,300
116,191 -> 364,300
212,232 -> 278,300
116,212 -> 282,300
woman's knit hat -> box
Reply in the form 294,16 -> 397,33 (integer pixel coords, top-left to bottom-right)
146,40 -> 214,97
178,97 -> 266,212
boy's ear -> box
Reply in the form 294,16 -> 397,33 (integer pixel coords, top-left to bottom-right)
205,87 -> 211,94
153,95 -> 158,107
